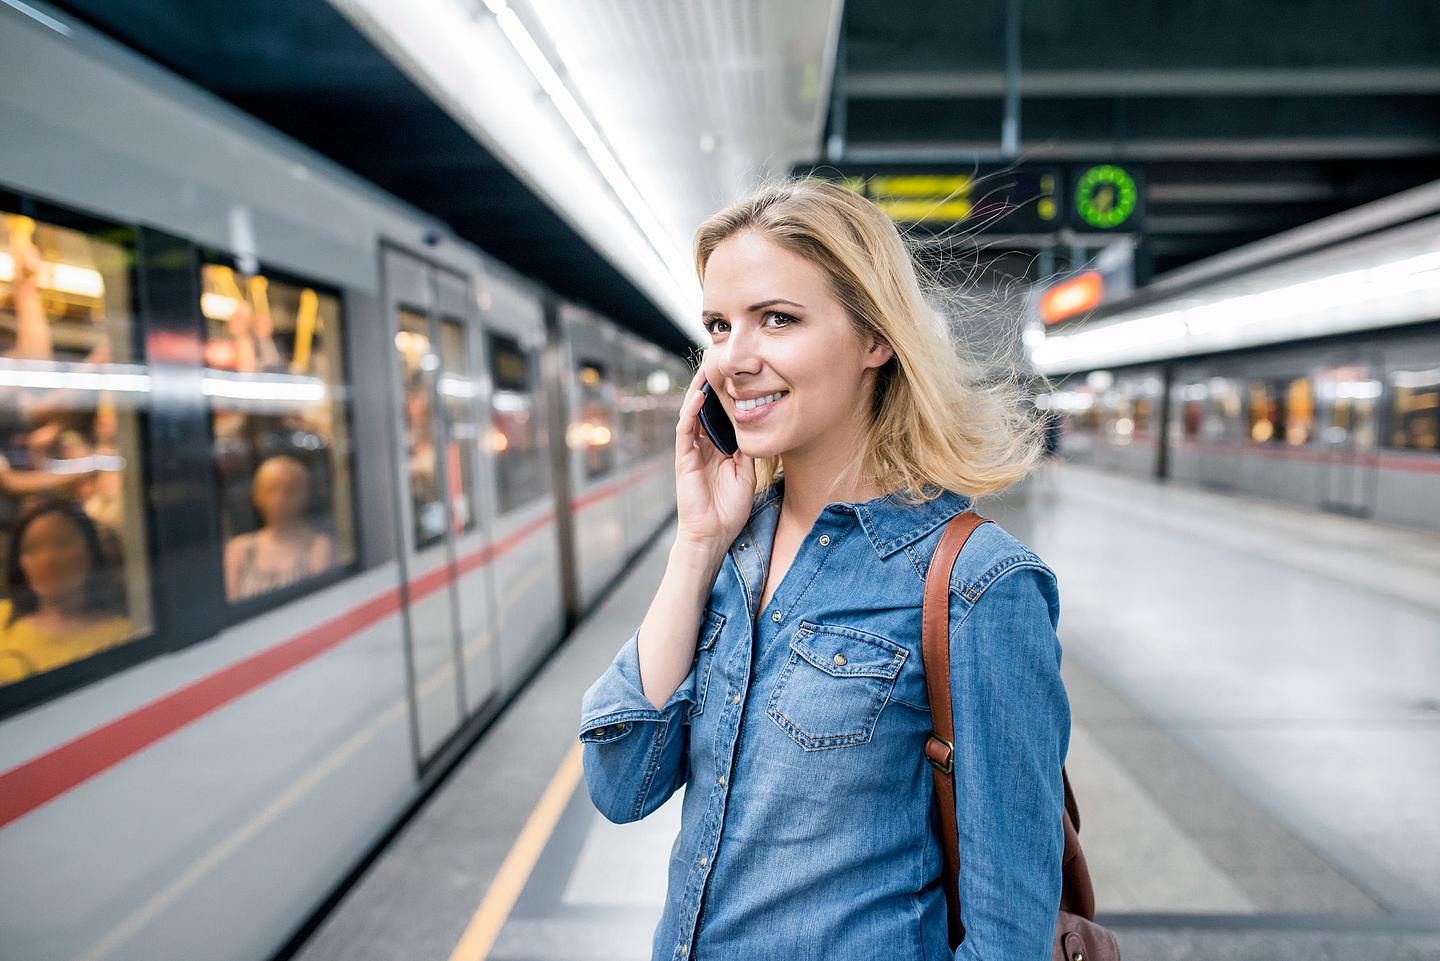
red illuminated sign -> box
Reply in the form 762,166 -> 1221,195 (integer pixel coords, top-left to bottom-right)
1040,271 -> 1104,325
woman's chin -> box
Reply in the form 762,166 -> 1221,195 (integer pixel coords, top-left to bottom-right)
736,439 -> 784,459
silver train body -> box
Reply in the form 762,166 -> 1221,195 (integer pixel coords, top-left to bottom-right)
1048,324 -> 1440,532
0,9 -> 686,961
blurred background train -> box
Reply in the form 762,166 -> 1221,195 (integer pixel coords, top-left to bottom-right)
1036,197 -> 1440,534
0,12 -> 689,961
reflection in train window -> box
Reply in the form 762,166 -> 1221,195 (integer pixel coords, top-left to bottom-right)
1284,377 -> 1314,445
395,308 -> 446,547
438,318 -> 477,533
202,263 -> 356,604
487,331 -> 549,514
1389,366 -> 1440,452
574,358 -> 614,479
1247,379 -> 1286,443
1321,370 -> 1380,450
0,211 -> 151,686
1173,381 -> 1205,440
1206,377 -> 1242,440
640,366 -> 674,457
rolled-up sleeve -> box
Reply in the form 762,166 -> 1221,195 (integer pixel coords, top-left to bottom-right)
949,562 -> 1070,961
578,625 -> 697,824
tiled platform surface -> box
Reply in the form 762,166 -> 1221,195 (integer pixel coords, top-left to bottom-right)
294,462 -> 1440,961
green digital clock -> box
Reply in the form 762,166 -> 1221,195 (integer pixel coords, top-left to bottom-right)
1074,165 -> 1138,229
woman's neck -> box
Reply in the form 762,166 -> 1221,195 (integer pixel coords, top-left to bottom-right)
774,458 -> 885,531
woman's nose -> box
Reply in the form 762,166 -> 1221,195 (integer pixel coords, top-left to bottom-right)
714,330 -> 762,379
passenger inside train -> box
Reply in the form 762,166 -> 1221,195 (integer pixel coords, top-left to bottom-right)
0,499 -> 131,685
206,263 -> 356,604
223,455 -> 335,603
1,211 -> 147,685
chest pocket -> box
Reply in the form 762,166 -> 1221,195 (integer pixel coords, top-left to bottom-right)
766,620 -> 908,751
686,607 -> 727,722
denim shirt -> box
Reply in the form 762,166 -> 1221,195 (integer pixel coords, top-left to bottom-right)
578,475 -> 1071,961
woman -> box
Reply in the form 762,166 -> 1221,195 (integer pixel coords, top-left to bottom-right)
578,179 -> 1070,961
0,499 -> 132,685
223,454 -> 333,602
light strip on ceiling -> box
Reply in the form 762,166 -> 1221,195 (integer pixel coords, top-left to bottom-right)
480,0 -> 693,293
1031,233 -> 1440,374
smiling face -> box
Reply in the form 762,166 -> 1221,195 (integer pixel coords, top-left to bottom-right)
700,230 -> 892,462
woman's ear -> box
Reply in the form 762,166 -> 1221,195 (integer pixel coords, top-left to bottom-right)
865,334 -> 894,370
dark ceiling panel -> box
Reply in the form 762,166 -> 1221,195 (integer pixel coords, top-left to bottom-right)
836,0 -> 1440,280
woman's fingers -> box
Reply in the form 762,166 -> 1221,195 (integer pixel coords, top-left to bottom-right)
675,367 -> 707,463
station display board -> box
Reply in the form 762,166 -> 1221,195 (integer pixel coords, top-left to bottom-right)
796,163 -> 1144,236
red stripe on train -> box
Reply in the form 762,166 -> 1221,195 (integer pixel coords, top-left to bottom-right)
0,460 -> 669,829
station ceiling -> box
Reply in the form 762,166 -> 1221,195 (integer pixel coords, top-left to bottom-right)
835,0 -> 1440,280
53,0 -> 1440,334
53,0 -> 697,356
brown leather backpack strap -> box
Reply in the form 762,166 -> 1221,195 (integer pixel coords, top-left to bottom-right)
921,509 -> 990,949
924,511 -> 1103,952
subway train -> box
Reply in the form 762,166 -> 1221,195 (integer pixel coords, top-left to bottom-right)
1037,218 -> 1440,534
0,9 -> 688,961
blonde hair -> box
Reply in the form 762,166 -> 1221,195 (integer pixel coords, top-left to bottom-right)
693,177 -> 1045,504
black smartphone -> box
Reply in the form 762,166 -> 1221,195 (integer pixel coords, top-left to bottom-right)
698,380 -> 738,456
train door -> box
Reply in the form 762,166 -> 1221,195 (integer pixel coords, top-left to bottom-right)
383,247 -> 479,764
1317,361 -> 1380,517
435,271 -> 500,716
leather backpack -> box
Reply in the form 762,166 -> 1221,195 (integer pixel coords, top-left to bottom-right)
922,509 -> 1121,961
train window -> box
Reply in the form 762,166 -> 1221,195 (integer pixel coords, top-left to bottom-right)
202,263 -> 356,604
0,211 -> 152,687
1173,382 -> 1205,440
1205,377 -> 1241,440
575,357 -> 614,479
395,308 -> 446,547
438,317 -> 477,533
488,331 -> 549,514
1246,379 -> 1286,443
1284,377 -> 1314,445
641,366 -> 673,457
1388,366 -> 1440,452
1320,371 -> 1381,449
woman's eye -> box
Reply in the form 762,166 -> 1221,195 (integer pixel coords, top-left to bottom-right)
703,312 -> 793,335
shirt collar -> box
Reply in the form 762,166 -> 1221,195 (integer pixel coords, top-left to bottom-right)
747,473 -> 973,560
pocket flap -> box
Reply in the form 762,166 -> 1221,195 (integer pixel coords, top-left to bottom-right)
790,620 -> 906,679
698,607 -> 725,651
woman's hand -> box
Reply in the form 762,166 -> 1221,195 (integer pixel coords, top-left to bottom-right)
673,365 -> 754,558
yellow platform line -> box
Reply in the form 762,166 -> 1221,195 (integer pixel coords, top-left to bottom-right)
447,741 -> 586,961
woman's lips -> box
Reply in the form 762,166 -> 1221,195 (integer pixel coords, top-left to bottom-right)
731,391 -> 788,426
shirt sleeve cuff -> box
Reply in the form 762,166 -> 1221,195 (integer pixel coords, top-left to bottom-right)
578,625 -> 698,743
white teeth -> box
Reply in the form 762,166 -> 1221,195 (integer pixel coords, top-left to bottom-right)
735,391 -> 786,412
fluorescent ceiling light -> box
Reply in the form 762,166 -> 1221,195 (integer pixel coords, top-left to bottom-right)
1031,217 -> 1440,374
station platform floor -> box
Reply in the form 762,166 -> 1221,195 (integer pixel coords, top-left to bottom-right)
292,462 -> 1440,961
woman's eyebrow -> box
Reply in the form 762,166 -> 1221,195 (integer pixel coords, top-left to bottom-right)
701,298 -> 807,318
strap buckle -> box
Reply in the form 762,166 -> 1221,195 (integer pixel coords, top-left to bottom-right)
925,731 -> 954,775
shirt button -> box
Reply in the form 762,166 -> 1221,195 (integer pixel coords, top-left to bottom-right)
740,542 -> 748,551
833,653 -> 847,666
595,727 -> 607,736
771,610 -> 781,622
681,947 -> 688,956
818,534 -> 830,546
732,691 -> 741,704
699,855 -> 708,867
719,774 -> 726,785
